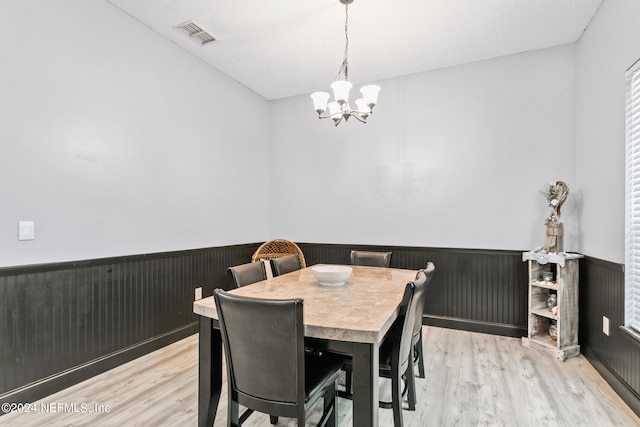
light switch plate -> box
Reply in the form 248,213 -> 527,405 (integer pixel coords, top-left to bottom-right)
195,287 -> 202,300
603,316 -> 610,336
18,221 -> 35,241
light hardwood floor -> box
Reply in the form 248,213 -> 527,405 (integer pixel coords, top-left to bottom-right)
2,326 -> 639,426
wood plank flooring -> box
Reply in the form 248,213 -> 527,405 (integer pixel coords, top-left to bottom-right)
1,326 -> 639,426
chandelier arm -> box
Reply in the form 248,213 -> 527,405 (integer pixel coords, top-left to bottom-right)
316,111 -> 345,120
316,112 -> 348,126
317,110 -> 369,124
350,113 -> 367,123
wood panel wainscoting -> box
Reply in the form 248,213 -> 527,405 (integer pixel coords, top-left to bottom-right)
299,243 -> 530,338
0,243 -> 260,406
1,242 -> 639,420
580,256 -> 640,416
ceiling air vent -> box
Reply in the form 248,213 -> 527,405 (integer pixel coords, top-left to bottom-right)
174,21 -> 216,46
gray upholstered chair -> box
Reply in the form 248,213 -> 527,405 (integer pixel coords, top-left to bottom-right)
213,289 -> 343,426
339,272 -> 425,427
227,261 -> 267,288
350,250 -> 392,267
270,254 -> 302,277
412,262 -> 436,381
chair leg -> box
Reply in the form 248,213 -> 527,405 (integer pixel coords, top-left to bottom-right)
269,415 -> 279,424
405,364 -> 417,411
228,399 -> 240,427
415,330 -> 425,378
345,371 -> 353,394
318,382 -> 337,427
391,371 -> 404,427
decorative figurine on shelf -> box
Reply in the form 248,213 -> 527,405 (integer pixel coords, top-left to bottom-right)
549,321 -> 558,341
541,181 -> 569,253
547,292 -> 557,311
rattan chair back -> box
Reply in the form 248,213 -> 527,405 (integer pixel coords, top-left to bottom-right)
252,239 -> 307,268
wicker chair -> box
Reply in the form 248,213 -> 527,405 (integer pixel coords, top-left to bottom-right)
252,239 -> 307,268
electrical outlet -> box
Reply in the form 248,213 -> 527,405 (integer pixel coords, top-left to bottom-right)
603,316 -> 610,336
195,287 -> 202,300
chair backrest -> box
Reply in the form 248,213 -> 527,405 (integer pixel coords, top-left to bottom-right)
386,277 -> 421,373
252,239 -> 307,268
411,262 -> 436,340
350,250 -> 392,267
402,273 -> 427,367
227,261 -> 267,288
214,289 -> 305,410
270,254 -> 302,277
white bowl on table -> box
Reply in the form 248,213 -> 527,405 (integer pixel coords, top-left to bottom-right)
311,265 -> 353,287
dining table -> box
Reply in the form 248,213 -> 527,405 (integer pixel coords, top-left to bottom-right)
193,264 -> 418,427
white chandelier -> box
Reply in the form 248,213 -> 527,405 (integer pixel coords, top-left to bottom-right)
310,0 -> 380,126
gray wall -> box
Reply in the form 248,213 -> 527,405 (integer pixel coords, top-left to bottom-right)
576,0 -> 640,264
2,0 -> 637,267
270,45 -> 578,252
0,0 -> 270,267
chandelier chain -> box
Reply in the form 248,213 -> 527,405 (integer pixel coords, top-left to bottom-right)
336,1 -> 349,82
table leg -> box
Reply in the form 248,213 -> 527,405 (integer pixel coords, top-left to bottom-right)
352,342 -> 379,426
198,316 -> 222,427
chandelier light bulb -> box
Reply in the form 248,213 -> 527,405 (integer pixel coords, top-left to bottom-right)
331,80 -> 352,105
310,92 -> 331,114
327,101 -> 342,119
360,85 -> 381,108
354,98 -> 370,118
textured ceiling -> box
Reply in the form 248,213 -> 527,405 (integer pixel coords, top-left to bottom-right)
106,0 -> 603,100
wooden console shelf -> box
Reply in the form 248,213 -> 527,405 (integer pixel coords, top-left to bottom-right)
521,251 -> 583,361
